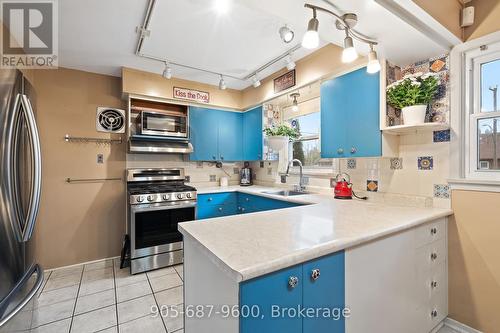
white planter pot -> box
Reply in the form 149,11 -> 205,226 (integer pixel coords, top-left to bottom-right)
402,105 -> 427,125
267,136 -> 289,151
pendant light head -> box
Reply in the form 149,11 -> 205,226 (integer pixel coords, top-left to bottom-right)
279,25 -> 295,44
162,62 -> 172,79
219,75 -> 226,90
285,54 -> 296,71
367,44 -> 381,74
290,93 -> 300,112
252,74 -> 261,88
301,10 -> 319,49
342,30 -> 358,63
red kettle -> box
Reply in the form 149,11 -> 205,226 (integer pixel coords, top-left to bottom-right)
334,173 -> 353,199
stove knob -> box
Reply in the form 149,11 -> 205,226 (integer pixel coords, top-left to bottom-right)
186,192 -> 192,199
162,194 -> 170,201
177,193 -> 184,200
136,196 -> 144,203
147,195 -> 155,202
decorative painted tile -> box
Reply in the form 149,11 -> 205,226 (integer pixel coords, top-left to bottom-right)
367,180 -> 378,192
233,168 -> 239,175
302,176 -> 310,185
433,129 -> 451,142
347,159 -> 356,169
209,175 -> 216,182
418,156 -> 434,170
184,175 -> 190,182
434,184 -> 450,199
390,158 -> 403,170
429,57 -> 447,72
196,161 -> 203,168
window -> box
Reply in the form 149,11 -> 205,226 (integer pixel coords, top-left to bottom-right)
466,45 -> 500,178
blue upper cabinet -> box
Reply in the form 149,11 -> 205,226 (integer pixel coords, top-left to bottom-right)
189,106 -> 219,161
242,106 -> 263,161
321,67 -> 381,158
218,110 -> 243,161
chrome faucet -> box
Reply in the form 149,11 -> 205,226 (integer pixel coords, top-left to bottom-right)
285,159 -> 306,192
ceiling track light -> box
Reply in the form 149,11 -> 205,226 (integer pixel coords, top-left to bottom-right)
302,3 -> 380,71
252,74 -> 261,88
279,25 -> 295,44
285,54 -> 296,71
290,93 -> 300,112
219,75 -> 227,90
162,62 -> 172,79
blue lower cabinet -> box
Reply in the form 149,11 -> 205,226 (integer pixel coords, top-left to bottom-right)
240,251 -> 345,333
198,192 -> 237,206
240,266 -> 303,333
302,252 -> 345,333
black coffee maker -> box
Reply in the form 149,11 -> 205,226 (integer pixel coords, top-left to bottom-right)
240,161 -> 253,186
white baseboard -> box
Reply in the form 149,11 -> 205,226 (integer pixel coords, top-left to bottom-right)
444,318 -> 483,333
45,256 -> 120,273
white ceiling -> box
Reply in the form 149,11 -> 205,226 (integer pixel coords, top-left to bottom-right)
58,0 -> 455,90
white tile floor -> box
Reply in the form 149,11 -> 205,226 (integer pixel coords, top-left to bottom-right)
17,259 -> 184,333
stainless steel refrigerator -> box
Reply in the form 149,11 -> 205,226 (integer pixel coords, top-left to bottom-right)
0,69 -> 43,331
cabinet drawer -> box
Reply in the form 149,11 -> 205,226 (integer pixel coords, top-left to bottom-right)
416,263 -> 446,305
415,219 -> 446,248
415,290 -> 447,333
415,238 -> 446,274
198,192 -> 237,206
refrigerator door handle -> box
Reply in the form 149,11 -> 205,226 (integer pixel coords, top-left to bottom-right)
0,264 -> 44,327
18,94 -> 42,242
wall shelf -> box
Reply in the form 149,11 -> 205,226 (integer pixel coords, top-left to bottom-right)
381,123 -> 449,135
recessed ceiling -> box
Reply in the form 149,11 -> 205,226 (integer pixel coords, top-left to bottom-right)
57,0 -> 458,90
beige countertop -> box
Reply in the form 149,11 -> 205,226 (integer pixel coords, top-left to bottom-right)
179,185 -> 453,282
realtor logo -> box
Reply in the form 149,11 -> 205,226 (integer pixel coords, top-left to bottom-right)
1,0 -> 58,68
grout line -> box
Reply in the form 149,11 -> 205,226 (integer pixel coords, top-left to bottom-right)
112,259 -> 120,333
68,263 -> 85,332
146,268 -> 169,333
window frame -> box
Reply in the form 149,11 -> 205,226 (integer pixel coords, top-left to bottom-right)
465,43 -> 500,180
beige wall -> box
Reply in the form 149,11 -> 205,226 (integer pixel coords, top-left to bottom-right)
464,0 -> 500,41
240,44 -> 366,109
32,68 -> 126,269
122,67 -> 243,110
449,190 -> 500,333
412,0 -> 463,39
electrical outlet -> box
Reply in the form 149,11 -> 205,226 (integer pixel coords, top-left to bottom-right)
97,154 -> 104,164
330,178 -> 336,188
185,175 -> 191,182
280,175 -> 287,183
209,175 -> 216,182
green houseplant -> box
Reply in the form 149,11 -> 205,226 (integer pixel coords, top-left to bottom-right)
263,123 -> 300,151
386,72 -> 440,125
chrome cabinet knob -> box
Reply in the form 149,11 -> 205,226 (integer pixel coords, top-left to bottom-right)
350,147 -> 357,154
430,227 -> 437,235
220,156 -> 224,160
245,198 -> 250,202
431,309 -> 438,318
337,148 -> 344,154
288,276 -> 299,288
430,252 -> 438,261
212,155 -> 216,160
218,207 -> 223,212
208,197 -> 213,201
431,281 -> 438,289
311,269 -> 321,281
240,207 -> 245,212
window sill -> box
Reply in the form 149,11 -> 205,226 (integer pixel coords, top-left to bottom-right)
448,178 -> 500,193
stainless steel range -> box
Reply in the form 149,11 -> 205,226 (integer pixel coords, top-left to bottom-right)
126,168 -> 196,274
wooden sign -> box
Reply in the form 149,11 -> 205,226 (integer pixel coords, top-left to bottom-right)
274,69 -> 296,93
173,87 -> 210,104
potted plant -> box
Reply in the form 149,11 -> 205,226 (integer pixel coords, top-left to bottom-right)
263,123 -> 300,151
386,72 -> 440,125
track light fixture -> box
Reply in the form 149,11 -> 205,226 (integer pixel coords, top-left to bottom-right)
367,44 -> 381,74
285,54 -> 296,71
342,29 -> 358,63
303,4 -> 380,73
252,74 -> 261,88
301,9 -> 319,49
290,93 -> 300,112
279,25 -> 295,44
162,62 -> 172,79
219,75 -> 226,90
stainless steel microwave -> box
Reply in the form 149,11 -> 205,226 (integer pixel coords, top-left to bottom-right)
138,110 -> 188,138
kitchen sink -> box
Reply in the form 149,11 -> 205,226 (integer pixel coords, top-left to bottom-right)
262,190 -> 311,196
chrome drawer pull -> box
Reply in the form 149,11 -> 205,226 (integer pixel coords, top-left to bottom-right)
430,252 -> 438,261
431,309 -> 438,318
288,276 -> 299,288
430,227 -> 437,235
431,281 -> 438,289
311,269 -> 321,281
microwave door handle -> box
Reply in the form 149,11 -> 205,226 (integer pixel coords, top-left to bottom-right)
18,94 -> 42,242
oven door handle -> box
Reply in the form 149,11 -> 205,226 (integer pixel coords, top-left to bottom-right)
131,201 -> 197,213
